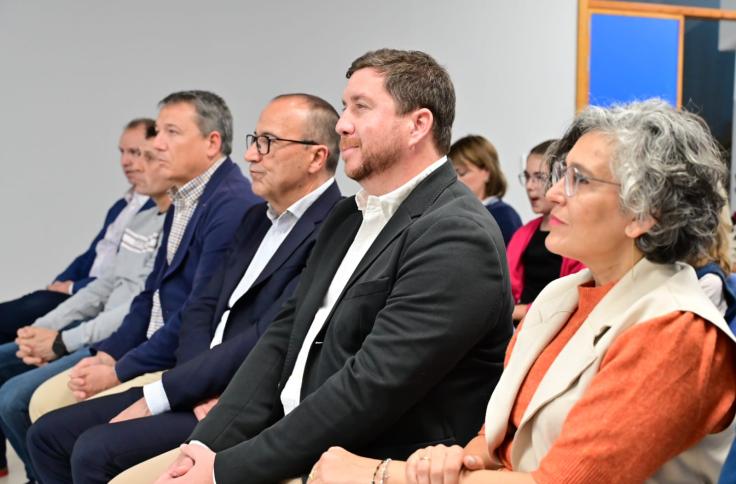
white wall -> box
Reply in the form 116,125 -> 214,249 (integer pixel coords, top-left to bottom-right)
0,0 -> 577,300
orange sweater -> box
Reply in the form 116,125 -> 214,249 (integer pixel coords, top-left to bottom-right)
489,281 -> 736,483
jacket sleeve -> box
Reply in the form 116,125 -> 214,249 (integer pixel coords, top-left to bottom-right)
192,215 -> 509,483
60,302 -> 132,352
32,275 -> 114,330
54,198 -> 126,285
113,193 -> 255,382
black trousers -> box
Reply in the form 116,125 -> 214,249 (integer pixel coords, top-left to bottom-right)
0,290 -> 70,343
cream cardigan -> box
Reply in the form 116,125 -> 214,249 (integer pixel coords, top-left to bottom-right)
484,258 -> 736,483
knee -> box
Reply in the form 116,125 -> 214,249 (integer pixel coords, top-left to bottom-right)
71,426 -> 110,479
26,414 -> 52,460
0,379 -> 21,417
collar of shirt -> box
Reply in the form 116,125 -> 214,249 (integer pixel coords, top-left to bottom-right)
266,177 -> 336,224
130,191 -> 150,208
355,156 -> 447,220
123,187 -> 136,203
169,156 -> 226,208
482,195 -> 499,205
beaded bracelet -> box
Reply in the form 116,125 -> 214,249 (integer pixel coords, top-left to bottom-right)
379,458 -> 392,484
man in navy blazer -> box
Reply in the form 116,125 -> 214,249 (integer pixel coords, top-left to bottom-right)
28,94 -> 343,483
41,91 -> 259,407
0,118 -> 156,344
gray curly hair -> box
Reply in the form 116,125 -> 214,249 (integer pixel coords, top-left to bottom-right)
547,99 -> 727,265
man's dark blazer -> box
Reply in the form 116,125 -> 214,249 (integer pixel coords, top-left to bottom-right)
94,158 -> 261,381
190,161 -> 515,483
23,182 -> 343,484
163,181 -> 342,408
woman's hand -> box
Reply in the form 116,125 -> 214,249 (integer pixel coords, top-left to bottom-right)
310,446 -> 380,484
406,444 -> 484,484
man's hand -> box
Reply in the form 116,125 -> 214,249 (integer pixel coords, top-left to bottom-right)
109,397 -> 152,424
15,327 -> 59,364
154,444 -> 215,484
47,280 -> 73,294
193,397 -> 219,421
68,352 -> 119,400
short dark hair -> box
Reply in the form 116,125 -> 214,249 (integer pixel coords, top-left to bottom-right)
273,93 -> 340,173
347,49 -> 455,154
125,118 -> 155,134
159,90 -> 233,156
529,139 -> 557,157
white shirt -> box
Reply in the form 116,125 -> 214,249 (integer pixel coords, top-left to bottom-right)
142,178 -> 335,415
699,273 -> 728,314
279,157 -> 446,415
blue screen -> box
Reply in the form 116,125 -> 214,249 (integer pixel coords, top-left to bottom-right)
589,13 -> 680,107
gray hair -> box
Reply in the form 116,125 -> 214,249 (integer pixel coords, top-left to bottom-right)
159,90 -> 233,156
547,99 -> 727,265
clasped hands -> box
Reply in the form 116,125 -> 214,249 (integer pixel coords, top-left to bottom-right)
15,326 -> 59,366
67,351 -> 120,401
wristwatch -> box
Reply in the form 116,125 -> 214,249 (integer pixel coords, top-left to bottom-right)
52,332 -> 69,358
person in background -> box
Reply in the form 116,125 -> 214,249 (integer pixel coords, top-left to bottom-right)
688,204 -> 736,322
310,99 -> 736,484
0,119 -> 155,343
26,92 -> 343,484
0,126 -> 170,483
0,117 -> 154,478
507,140 -> 584,323
450,135 -> 521,244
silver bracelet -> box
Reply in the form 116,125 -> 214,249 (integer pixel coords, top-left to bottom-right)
378,458 -> 391,484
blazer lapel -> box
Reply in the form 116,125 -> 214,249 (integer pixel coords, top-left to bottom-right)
342,162 -> 456,298
518,259 -> 682,428
215,212 -> 272,316
250,183 -> 342,291
166,159 -> 234,277
281,205 -> 362,377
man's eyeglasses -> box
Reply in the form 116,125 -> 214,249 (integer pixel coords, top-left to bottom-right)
549,162 -> 620,197
518,172 -> 549,186
246,133 -> 318,156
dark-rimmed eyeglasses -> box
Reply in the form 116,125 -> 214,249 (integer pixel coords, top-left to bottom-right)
518,172 -> 549,186
246,133 -> 318,156
549,162 -> 620,197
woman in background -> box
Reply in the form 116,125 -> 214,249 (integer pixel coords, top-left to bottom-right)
507,140 -> 584,323
449,135 -> 521,245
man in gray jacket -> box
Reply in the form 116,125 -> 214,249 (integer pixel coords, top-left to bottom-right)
0,127 -> 172,482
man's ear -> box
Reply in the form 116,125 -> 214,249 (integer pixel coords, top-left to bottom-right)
206,131 -> 223,158
624,215 -> 656,239
407,108 -> 433,148
307,145 -> 328,174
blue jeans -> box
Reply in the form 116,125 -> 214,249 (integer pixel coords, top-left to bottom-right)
0,343 -> 89,481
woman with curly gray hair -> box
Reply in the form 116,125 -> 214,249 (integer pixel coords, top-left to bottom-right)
309,100 -> 736,484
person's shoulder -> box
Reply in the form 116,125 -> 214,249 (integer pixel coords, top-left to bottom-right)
412,181 -> 503,246
488,199 -> 520,217
427,180 -> 495,226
